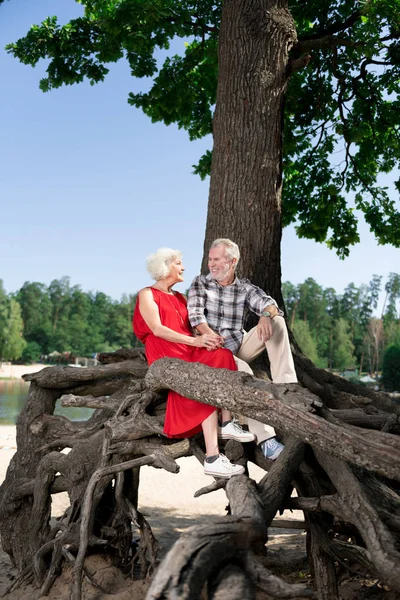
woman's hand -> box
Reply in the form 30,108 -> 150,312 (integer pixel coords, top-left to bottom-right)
192,333 -> 224,350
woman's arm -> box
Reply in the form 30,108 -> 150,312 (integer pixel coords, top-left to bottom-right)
138,288 -> 218,349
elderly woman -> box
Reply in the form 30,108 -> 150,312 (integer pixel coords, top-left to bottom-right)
133,247 -> 255,479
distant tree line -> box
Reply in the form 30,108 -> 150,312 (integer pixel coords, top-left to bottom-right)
0,274 -> 399,390
284,274 -> 400,391
0,277 -> 140,364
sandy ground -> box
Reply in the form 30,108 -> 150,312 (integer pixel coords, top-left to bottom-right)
0,424 -> 308,598
0,363 -> 48,380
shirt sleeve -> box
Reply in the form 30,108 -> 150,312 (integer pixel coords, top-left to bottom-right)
187,276 -> 209,326
244,280 -> 284,317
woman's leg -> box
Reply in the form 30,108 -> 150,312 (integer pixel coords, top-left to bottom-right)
194,347 -> 254,442
202,411 -> 246,478
221,408 -> 232,423
201,410 -> 219,456
194,349 -> 232,426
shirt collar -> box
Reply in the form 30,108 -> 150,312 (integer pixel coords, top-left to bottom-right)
206,273 -> 240,287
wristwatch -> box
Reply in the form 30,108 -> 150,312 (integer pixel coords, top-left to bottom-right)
261,310 -> 272,318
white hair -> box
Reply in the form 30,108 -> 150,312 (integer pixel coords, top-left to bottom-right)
210,238 -> 240,269
146,247 -> 182,281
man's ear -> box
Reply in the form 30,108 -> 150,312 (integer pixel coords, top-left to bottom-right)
232,258 -> 237,267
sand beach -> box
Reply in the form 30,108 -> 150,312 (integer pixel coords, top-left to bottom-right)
0,363 -> 47,380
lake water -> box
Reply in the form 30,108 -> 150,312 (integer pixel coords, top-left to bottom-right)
0,380 -> 94,425
2,379 -> 398,426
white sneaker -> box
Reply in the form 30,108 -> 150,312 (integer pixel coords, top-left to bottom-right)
218,419 -> 256,443
204,454 -> 245,478
260,437 -> 284,460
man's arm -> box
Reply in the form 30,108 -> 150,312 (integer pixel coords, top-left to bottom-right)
260,305 -> 279,318
187,276 -> 208,326
245,281 -> 283,342
194,322 -> 218,335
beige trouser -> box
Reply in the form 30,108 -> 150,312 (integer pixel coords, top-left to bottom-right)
234,316 -> 298,444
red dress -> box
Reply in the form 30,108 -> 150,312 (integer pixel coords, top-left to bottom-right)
133,287 -> 237,438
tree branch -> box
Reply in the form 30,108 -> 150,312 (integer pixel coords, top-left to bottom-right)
146,358 -> 400,482
298,9 -> 366,42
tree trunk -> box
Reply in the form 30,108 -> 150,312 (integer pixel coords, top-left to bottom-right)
202,0 -> 297,303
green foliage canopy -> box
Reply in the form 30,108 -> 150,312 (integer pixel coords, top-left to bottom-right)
383,272 -> 400,321
21,341 -> 43,364
14,278 -> 140,358
5,0 -> 400,256
282,273 -> 400,372
381,343 -> 400,391
291,319 -> 321,365
331,317 -> 357,371
0,283 -> 26,361
16,282 -> 53,353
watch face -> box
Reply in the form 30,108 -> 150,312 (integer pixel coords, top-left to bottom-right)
262,311 -> 271,318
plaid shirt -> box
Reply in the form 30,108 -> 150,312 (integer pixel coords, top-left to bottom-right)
187,274 -> 283,354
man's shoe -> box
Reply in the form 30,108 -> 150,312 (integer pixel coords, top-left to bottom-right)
218,419 -> 256,443
260,437 -> 284,460
204,454 -> 245,478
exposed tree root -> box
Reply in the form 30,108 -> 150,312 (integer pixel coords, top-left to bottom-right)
0,348 -> 399,599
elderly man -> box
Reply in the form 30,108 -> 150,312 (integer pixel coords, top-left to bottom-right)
187,238 -> 298,460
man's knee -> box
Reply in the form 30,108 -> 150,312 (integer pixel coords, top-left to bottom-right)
271,315 -> 286,336
234,356 -> 254,375
236,327 -> 265,364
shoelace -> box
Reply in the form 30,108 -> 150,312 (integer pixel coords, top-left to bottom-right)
218,454 -> 232,471
267,438 -> 280,451
230,419 -> 245,433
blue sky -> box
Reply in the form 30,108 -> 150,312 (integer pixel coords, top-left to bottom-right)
1,0 -> 399,310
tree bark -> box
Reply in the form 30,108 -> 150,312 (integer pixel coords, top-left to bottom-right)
202,0 -> 297,302
146,359 -> 400,481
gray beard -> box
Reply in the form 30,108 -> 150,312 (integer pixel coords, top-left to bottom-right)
210,265 -> 232,282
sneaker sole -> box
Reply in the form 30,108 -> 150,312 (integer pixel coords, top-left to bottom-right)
204,467 -> 245,478
266,448 -> 284,460
218,433 -> 255,443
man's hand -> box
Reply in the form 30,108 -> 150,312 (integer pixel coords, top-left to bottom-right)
257,316 -> 273,343
193,323 -> 224,350
193,332 -> 224,350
